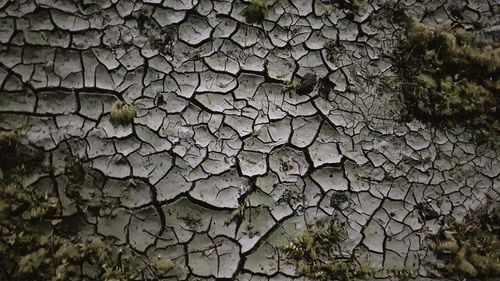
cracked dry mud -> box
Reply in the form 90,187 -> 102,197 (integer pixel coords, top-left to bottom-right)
0,0 -> 499,280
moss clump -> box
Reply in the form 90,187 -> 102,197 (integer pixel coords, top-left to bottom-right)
296,73 -> 318,95
0,135 -> 177,281
244,0 -> 268,24
0,130 -> 43,181
110,101 -> 136,126
428,199 -> 500,279
281,218 -> 418,280
395,20 -> 500,132
280,218 -> 376,281
0,130 -> 19,144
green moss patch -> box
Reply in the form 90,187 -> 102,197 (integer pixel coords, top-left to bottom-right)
0,130 -> 43,181
427,199 -> 500,279
281,218 -> 419,280
0,134 -> 176,281
395,20 -> 500,132
110,101 -> 136,126
280,219 -> 375,281
244,0 -> 268,24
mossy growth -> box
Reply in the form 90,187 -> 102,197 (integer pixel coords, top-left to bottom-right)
0,130 -> 44,181
427,199 -> 500,279
281,218 -> 418,280
280,218 -> 376,281
110,101 -> 136,126
0,129 -> 19,144
395,20 -> 500,133
244,0 -> 268,24
0,133 -> 177,281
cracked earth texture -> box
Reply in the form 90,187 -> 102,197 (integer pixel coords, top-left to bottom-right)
0,0 -> 499,280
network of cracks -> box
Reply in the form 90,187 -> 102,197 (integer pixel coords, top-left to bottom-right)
0,0 -> 498,280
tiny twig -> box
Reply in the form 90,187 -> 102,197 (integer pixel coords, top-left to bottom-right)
171,241 -> 223,260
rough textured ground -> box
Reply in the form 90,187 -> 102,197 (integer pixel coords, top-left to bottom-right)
0,0 -> 499,280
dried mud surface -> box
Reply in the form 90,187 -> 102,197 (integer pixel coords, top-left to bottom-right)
0,0 -> 499,280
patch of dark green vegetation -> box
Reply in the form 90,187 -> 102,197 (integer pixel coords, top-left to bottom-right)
296,73 -> 318,95
318,76 -> 337,99
0,131 -> 176,281
0,130 -> 43,179
427,198 -> 500,280
395,20 -> 500,133
244,0 -> 268,24
280,218 -> 417,280
281,218 -> 373,281
110,101 -> 136,127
